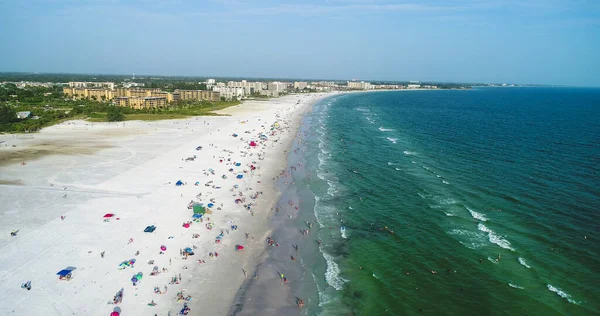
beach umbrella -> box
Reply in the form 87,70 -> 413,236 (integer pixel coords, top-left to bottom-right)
136,273 -> 143,280
207,203 -> 214,208
104,213 -> 115,218
110,312 -> 120,316
184,247 -> 193,253
160,245 -> 167,251
236,245 -> 244,251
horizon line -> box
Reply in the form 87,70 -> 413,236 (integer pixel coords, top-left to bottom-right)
0,71 -> 596,88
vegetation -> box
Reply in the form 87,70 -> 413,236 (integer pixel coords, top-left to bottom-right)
106,106 -> 125,122
0,81 -> 240,133
0,104 -> 16,124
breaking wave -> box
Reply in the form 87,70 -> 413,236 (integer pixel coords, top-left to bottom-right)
478,223 -> 515,251
466,206 -> 488,222
547,284 -> 579,304
323,252 -> 347,290
518,257 -> 531,269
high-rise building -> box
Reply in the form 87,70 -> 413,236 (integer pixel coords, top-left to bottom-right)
347,81 -> 371,90
294,82 -> 308,90
175,90 -> 221,102
212,86 -> 244,100
267,82 -> 286,92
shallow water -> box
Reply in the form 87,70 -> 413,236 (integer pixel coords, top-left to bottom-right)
278,88 -> 600,315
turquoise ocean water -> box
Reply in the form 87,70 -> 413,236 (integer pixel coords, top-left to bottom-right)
281,88 -> 599,316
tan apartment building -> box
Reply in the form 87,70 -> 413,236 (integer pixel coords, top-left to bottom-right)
68,81 -> 115,89
115,96 -> 167,109
63,87 -> 114,100
115,88 -> 163,98
175,89 -> 221,102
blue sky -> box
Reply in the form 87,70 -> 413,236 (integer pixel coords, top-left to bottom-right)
0,0 -> 598,85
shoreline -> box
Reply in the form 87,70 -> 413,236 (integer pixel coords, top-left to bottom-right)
0,92 -> 336,316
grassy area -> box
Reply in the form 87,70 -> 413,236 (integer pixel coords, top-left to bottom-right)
1,100 -> 241,132
82,101 -> 239,122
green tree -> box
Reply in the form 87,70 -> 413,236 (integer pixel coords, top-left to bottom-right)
106,106 -> 125,122
0,104 -> 16,124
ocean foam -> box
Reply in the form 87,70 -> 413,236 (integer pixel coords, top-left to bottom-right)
323,252 -> 347,290
442,180 -> 450,185
313,196 -> 325,228
340,226 -> 347,239
466,206 -> 488,222
448,229 -> 486,249
378,127 -> 394,132
509,283 -> 524,289
433,196 -> 458,205
312,272 -> 331,307
327,180 -> 338,196
386,137 -> 398,144
518,257 -> 531,269
316,169 -> 326,181
404,151 -> 416,156
395,168 -> 401,171
478,223 -> 515,251
547,284 -> 579,304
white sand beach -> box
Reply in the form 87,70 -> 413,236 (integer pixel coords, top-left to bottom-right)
0,93 -> 333,316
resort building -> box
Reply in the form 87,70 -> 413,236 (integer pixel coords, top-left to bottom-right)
227,80 -> 265,95
175,89 -> 221,102
68,82 -> 115,90
267,82 -> 286,92
63,87 -> 114,100
293,82 -> 308,90
347,81 -> 372,90
212,86 -> 244,100
259,90 -> 279,97
115,88 -> 162,98
115,96 -> 167,109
